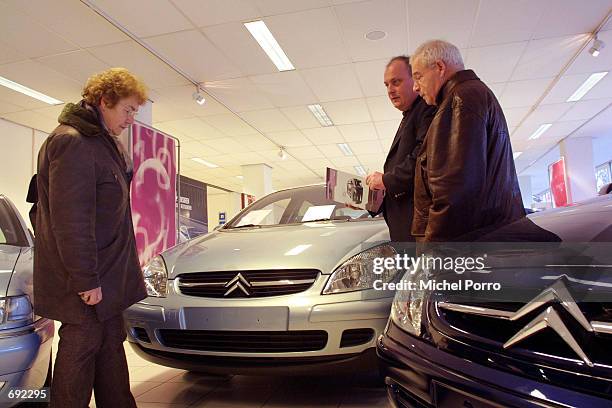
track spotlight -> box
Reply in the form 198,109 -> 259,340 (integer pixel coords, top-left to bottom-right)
192,88 -> 206,105
278,147 -> 287,160
589,37 -> 605,57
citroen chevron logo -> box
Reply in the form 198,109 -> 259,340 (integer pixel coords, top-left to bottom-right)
438,276 -> 596,367
223,273 -> 252,297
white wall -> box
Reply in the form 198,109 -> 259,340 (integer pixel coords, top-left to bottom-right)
207,189 -> 242,230
0,118 -> 48,224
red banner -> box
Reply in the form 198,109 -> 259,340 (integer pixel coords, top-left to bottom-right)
549,157 -> 570,208
130,123 -> 177,266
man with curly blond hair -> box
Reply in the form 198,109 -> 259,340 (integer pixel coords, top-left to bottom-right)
34,67 -> 148,407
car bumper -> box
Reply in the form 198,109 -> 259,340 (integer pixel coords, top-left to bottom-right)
377,321 -> 612,408
0,318 -> 54,407
124,279 -> 392,374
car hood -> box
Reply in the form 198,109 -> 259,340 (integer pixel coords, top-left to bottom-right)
162,220 -> 389,278
0,246 -> 20,295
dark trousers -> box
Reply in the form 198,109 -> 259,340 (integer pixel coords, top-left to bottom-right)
51,309 -> 136,408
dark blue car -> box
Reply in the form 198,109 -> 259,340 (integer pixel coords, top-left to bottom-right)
377,192 -> 612,408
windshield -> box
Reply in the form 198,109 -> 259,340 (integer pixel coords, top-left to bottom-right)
0,197 -> 29,247
225,185 -> 376,229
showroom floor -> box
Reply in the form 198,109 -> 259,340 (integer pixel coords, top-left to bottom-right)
49,330 -> 391,407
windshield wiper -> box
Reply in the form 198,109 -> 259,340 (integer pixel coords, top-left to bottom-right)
229,224 -> 263,229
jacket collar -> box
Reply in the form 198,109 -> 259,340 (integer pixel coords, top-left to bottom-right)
58,100 -> 108,138
436,69 -> 480,105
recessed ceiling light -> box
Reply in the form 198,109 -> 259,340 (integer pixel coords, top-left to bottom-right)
191,157 -> 218,168
337,143 -> 353,156
528,124 -> 552,140
513,151 -> 523,159
566,72 -> 608,102
307,104 -> 333,127
244,20 -> 295,71
0,75 -> 63,105
365,30 -> 386,41
354,165 -> 367,176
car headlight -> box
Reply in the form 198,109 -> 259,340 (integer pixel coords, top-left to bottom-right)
322,244 -> 398,294
0,295 -> 34,328
143,255 -> 168,297
390,261 -> 429,336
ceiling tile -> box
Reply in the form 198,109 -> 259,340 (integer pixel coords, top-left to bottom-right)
145,30 -> 242,82
366,96 -> 402,121
510,34 -> 587,81
11,0 -> 129,48
152,85 -> 230,118
302,126 -> 344,144
0,86 -> 51,111
200,137 -> 253,154
0,60 -> 82,103
203,22 -> 276,76
254,0 -> 330,15
330,156 -> 359,167
172,0 -> 261,27
266,8 -> 350,69
204,77 -> 274,112
202,113 -> 258,136
500,78 -> 554,109
153,121 -> 197,143
464,42 -> 527,83
36,50 -> 110,86
335,0 -> 408,62
338,122 -> 378,141
572,105 -> 612,139
264,130 -> 313,147
318,143 -> 349,159
301,64 -> 363,102
1,109 -> 58,133
0,39 -> 29,65
0,2 -> 78,58
354,59 -> 388,97
0,99 -> 25,115
159,117 -> 226,140
88,0 -> 193,37
540,73 -> 592,104
250,71 -> 317,107
322,98 -> 371,125
280,106 -> 321,129
181,140 -> 223,157
232,134 -> 278,151
240,108 -> 296,132
533,0 -> 612,40
469,0 -> 547,47
408,0 -> 479,50
375,120 -> 401,139
503,106 -> 531,128
521,103 -> 574,128
560,99 -> 612,122
349,140 -> 383,154
89,42 -> 188,88
152,100 -> 196,123
280,152 -> 319,166
578,71 -> 612,101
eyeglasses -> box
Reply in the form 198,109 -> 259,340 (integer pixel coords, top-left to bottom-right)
119,103 -> 139,118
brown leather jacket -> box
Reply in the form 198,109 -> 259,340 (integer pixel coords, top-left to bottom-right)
34,102 -> 147,323
412,70 -> 525,242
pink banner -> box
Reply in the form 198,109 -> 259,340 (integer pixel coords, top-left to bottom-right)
130,123 -> 177,267
549,157 -> 570,208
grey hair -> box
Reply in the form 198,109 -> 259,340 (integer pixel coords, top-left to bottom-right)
412,40 -> 465,70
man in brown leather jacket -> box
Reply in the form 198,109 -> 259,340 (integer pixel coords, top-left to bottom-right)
410,40 -> 525,242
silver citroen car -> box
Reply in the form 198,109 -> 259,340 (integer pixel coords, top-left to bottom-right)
125,184 -> 399,375
0,195 -> 54,406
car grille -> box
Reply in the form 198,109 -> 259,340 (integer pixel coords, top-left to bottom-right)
158,329 -> 328,353
434,301 -> 612,367
176,269 -> 319,298
340,329 -> 375,348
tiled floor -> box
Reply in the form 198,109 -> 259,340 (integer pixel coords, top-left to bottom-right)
50,328 -> 391,408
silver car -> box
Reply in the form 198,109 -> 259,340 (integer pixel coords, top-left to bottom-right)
125,185 -> 399,374
0,195 -> 54,405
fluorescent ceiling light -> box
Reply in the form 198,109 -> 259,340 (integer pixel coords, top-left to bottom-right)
236,175 -> 243,180
566,72 -> 608,102
0,75 -> 63,105
284,244 -> 312,256
354,165 -> 367,176
513,151 -> 523,159
191,157 -> 218,168
307,104 -> 333,127
244,20 -> 295,71
528,124 -> 552,140
337,143 -> 353,156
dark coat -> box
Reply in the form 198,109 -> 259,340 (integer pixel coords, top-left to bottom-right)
34,102 -> 147,324
377,96 -> 435,241
412,70 -> 525,242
